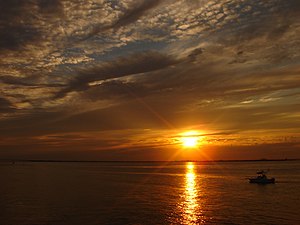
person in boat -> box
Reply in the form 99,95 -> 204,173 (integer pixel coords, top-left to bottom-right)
257,170 -> 267,178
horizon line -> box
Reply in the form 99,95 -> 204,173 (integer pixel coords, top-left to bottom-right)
1,158 -> 299,163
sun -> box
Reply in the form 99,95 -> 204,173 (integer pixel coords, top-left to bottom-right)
182,136 -> 198,147
180,131 -> 201,148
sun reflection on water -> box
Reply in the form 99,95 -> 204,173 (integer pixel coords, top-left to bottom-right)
179,162 -> 205,224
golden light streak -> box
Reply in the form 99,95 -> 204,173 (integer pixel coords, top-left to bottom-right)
182,162 -> 200,224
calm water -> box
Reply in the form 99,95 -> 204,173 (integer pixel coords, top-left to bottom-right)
0,161 -> 299,225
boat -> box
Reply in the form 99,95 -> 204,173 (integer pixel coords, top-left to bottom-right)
249,170 -> 275,184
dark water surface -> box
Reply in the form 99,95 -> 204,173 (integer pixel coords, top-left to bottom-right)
0,161 -> 299,225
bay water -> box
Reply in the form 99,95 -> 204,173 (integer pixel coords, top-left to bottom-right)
0,160 -> 299,224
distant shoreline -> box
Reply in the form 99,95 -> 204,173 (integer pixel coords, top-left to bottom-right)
1,158 -> 299,163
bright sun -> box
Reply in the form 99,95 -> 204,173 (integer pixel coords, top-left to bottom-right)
180,131 -> 200,148
182,137 -> 198,147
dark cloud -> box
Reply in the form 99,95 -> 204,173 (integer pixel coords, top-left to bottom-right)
0,75 -> 64,87
0,1 -> 39,51
0,97 -> 15,112
0,75 -> 39,86
55,51 -> 179,98
286,0 -> 300,13
207,0 -> 299,47
38,0 -> 64,16
0,1 -> 29,22
0,25 -> 40,51
187,48 -> 204,61
0,98 -> 169,136
0,110 -> 68,137
111,0 -> 162,29
84,0 -> 162,39
0,0 -> 64,51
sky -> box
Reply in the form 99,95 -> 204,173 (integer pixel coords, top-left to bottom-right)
0,0 -> 300,161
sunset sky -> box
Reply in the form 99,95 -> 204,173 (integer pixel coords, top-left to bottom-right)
0,0 -> 300,161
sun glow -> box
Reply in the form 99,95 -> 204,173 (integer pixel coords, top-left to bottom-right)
180,131 -> 201,148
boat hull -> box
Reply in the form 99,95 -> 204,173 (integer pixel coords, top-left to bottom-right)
249,178 -> 275,184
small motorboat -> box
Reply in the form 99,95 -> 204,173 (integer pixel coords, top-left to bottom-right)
249,170 -> 275,184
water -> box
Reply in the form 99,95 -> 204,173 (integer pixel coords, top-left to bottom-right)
0,161 -> 299,225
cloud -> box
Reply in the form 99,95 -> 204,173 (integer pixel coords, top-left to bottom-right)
55,51 -> 179,99
0,97 -> 15,113
0,75 -> 64,87
37,0 -> 64,16
0,1 -> 39,51
0,0 -> 65,51
84,0 -> 162,40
